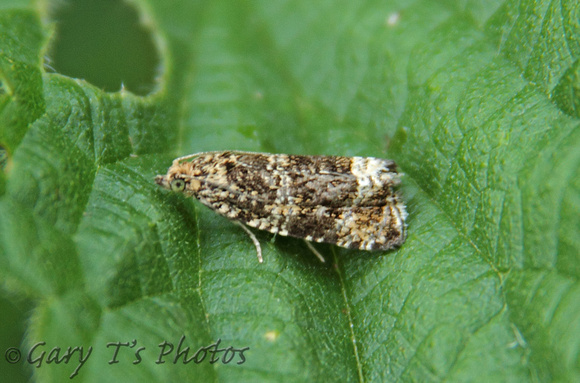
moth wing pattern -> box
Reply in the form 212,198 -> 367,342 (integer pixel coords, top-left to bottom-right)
156,151 -> 407,261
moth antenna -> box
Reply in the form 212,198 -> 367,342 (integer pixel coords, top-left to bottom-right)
172,153 -> 201,165
172,150 -> 279,166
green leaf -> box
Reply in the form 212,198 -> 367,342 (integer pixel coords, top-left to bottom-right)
0,9 -> 45,153
0,0 -> 578,382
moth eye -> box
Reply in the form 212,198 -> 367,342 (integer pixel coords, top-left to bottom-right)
170,178 -> 186,192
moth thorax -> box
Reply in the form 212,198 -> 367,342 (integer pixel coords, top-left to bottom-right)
189,178 -> 201,192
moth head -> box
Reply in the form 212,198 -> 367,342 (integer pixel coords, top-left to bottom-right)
155,171 -> 201,194
154,174 -> 169,189
154,172 -> 186,190
170,177 -> 186,192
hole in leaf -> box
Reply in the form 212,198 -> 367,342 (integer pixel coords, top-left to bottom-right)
48,0 -> 161,95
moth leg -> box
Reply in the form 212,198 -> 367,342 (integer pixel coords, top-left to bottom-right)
235,221 -> 263,263
304,241 -> 326,263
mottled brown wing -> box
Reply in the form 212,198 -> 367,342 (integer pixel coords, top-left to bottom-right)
208,152 -> 397,208
191,152 -> 406,250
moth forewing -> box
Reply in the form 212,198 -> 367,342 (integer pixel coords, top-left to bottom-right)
156,151 -> 407,263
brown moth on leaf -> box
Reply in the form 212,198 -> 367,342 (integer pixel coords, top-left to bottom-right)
155,151 -> 407,263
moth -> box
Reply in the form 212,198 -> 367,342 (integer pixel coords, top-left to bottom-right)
155,151 -> 407,263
